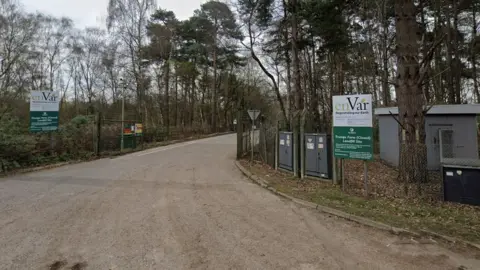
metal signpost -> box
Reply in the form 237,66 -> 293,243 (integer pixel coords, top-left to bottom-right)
332,94 -> 373,196
248,109 -> 260,162
30,91 -> 60,132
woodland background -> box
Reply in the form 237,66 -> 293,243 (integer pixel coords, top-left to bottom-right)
0,0 -> 479,178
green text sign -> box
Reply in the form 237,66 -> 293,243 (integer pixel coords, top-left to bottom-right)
30,111 -> 59,132
333,127 -> 373,160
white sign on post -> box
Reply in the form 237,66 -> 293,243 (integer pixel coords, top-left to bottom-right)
332,94 -> 372,127
247,110 -> 260,121
30,91 -> 60,112
332,93 -> 373,196
30,91 -> 60,133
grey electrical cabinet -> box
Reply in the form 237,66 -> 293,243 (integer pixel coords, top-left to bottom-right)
305,133 -> 332,179
279,131 -> 293,171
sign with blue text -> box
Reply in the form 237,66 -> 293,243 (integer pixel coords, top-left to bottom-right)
332,94 -> 373,160
30,91 -> 60,132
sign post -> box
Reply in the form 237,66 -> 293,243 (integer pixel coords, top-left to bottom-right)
333,94 -> 373,196
247,109 -> 260,162
30,91 -> 60,133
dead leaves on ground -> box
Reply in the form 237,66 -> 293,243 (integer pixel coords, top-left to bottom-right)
240,159 -> 480,243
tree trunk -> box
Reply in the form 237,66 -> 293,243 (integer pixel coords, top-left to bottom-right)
445,4 -> 455,104
201,67 -> 207,127
174,66 -> 178,127
211,18 -> 218,133
291,0 -> 303,177
164,61 -> 170,135
290,0 -> 303,113
395,0 -> 428,185
473,3 -> 479,102
433,0 -> 444,102
190,74 -> 195,126
328,53 -> 335,125
452,0 -> 461,103
420,2 -> 431,103
381,0 -> 390,106
282,0 -> 293,127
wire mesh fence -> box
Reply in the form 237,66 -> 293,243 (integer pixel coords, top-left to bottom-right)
258,122 -> 277,167
237,114 -> 480,202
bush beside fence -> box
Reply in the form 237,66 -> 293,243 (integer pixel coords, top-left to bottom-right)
0,114 -> 227,173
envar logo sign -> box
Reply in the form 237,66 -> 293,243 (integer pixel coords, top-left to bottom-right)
333,94 -> 373,160
333,95 -> 372,128
335,96 -> 370,111
30,91 -> 60,133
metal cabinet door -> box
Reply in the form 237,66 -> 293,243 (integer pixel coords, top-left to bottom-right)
317,134 -> 329,178
279,132 -> 293,171
279,133 -> 286,167
284,133 -> 293,170
305,134 -> 318,176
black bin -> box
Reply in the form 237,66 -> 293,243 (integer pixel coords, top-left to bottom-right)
443,164 -> 480,206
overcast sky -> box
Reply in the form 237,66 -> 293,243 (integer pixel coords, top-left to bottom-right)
21,0 -> 205,29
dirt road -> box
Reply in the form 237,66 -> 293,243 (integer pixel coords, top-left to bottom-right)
0,134 -> 478,269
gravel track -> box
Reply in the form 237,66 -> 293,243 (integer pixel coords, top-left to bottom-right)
0,134 -> 478,270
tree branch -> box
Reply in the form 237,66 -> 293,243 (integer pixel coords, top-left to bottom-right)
417,34 -> 446,86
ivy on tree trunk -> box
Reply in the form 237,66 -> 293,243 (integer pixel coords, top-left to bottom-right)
394,0 -> 428,185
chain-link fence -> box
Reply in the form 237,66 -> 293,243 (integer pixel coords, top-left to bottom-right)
238,113 -> 480,201
257,122 -> 277,167
342,130 -> 480,201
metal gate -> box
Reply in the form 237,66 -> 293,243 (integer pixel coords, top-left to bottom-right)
279,131 -> 293,171
305,133 -> 332,179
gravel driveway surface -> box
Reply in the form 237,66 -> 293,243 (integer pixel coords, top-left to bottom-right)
0,134 -> 478,270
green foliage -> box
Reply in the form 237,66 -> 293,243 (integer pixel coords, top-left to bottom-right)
237,0 -> 275,29
198,1 -> 243,40
0,116 -> 36,171
0,115 -> 94,172
300,0 -> 351,52
70,115 -> 90,127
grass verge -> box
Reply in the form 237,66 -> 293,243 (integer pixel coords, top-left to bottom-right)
240,160 -> 480,244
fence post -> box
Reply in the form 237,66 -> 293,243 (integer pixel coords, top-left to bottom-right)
275,121 -> 279,170
140,113 -> 144,150
300,111 -> 305,179
293,112 -> 298,177
236,108 -> 243,159
94,112 -> 101,156
262,122 -> 267,163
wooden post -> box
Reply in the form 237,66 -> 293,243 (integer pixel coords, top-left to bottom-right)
364,161 -> 369,197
